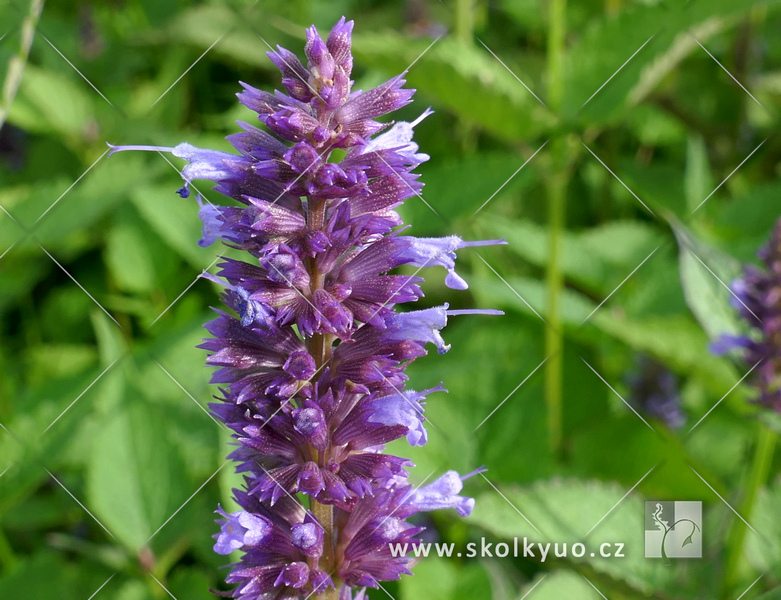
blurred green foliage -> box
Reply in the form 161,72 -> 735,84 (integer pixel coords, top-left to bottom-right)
1,0 -> 780,598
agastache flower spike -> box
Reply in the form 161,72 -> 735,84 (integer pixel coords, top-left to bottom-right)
713,218 -> 781,412
111,17 -> 504,599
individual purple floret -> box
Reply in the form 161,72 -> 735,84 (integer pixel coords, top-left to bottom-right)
713,219 -> 781,412
111,17 -> 504,599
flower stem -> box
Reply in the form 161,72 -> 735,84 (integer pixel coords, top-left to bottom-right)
0,0 -> 44,130
545,0 -> 567,459
723,421 -> 776,596
311,499 -> 339,600
305,195 -> 340,600
454,0 -> 475,45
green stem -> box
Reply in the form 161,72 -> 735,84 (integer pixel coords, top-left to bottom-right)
0,0 -> 44,130
723,422 -> 776,597
311,500 -> 339,600
545,163 -> 566,458
545,0 -> 567,459
455,0 -> 476,45
305,196 -> 339,600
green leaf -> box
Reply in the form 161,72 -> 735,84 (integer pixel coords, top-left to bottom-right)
471,273 -> 595,325
167,4 -> 278,69
685,135 -> 715,214
715,181 -> 781,255
400,153 -> 537,234
25,344 -> 97,383
0,550 -> 112,599
592,313 -> 740,395
519,571 -> 603,600
9,64 -> 96,142
400,555 -> 492,600
168,567 -> 215,600
115,580 -> 155,600
671,221 -> 745,341
353,34 -> 553,141
131,184 -> 215,271
469,478 -> 680,595
105,206 -> 165,294
565,0 -> 781,124
0,367 -> 106,516
86,401 -> 188,551
7,152 -> 158,249
746,482 -> 781,579
480,218 -> 660,294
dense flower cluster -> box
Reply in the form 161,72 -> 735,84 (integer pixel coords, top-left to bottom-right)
714,218 -> 781,411
112,18 -> 502,599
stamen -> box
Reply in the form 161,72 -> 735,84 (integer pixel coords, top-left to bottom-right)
106,142 -> 176,156
461,466 -> 488,480
459,238 -> 507,248
410,107 -> 434,127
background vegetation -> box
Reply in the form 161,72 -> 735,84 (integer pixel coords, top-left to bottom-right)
1,0 -> 780,598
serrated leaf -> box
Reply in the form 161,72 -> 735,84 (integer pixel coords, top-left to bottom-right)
469,479 -> 680,595
565,0 -> 781,124
353,34 -> 553,141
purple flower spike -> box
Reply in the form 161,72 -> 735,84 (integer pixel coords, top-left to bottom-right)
714,219 -> 781,412
111,16 -> 503,599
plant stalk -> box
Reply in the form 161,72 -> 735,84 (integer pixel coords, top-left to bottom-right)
545,0 -> 568,459
455,0 -> 475,46
305,195 -> 339,599
0,0 -> 44,130
723,421 -> 776,597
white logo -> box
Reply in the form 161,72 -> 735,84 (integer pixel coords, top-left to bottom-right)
644,501 -> 702,563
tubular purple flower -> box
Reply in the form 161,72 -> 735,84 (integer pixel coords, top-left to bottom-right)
395,235 -> 507,290
110,17 -> 504,599
406,469 -> 485,517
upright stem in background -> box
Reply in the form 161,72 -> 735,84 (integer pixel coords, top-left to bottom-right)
454,0 -> 477,153
455,0 -> 475,46
0,0 -> 44,130
545,0 -> 567,458
723,422 -> 776,597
